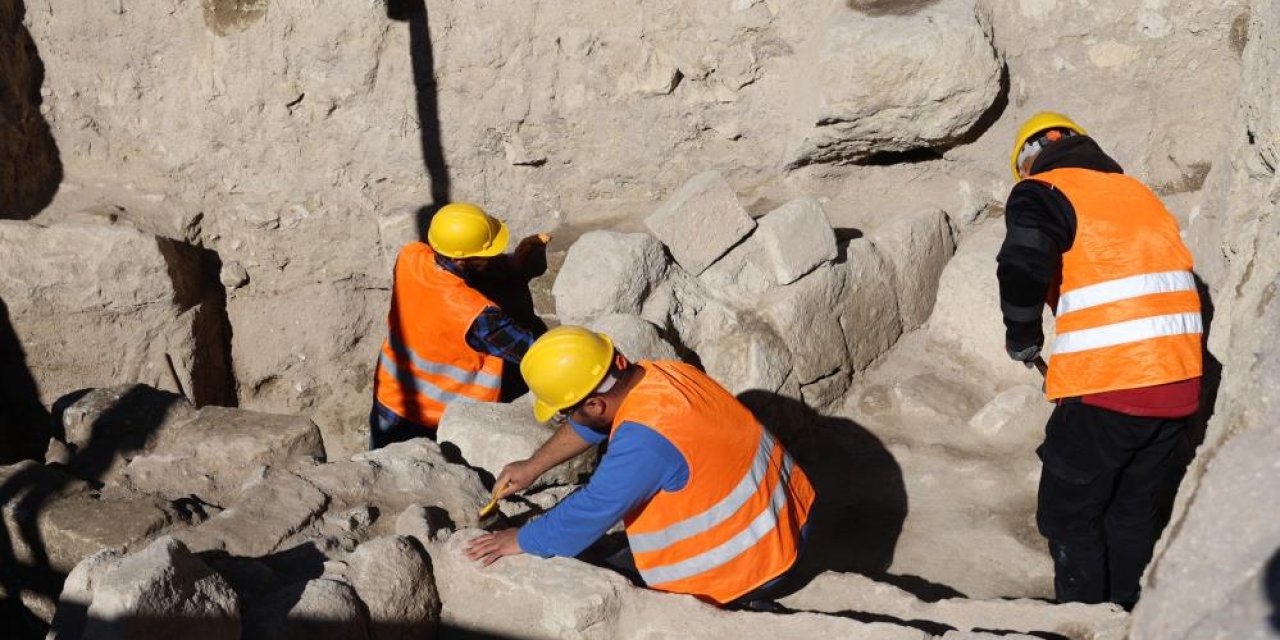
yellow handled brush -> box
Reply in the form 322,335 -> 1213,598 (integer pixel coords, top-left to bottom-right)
479,479 -> 512,518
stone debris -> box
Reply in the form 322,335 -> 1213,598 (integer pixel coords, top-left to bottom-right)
438,395 -> 599,489
644,171 -> 757,276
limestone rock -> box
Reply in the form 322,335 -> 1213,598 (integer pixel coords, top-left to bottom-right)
438,395 -> 598,488
120,405 -> 325,505
697,231 -> 777,307
755,198 -> 838,286
782,571 -> 1127,639
644,171 -> 756,276
244,578 -> 369,640
553,231 -> 670,324
47,549 -> 124,640
175,469 -> 328,557
837,239 -> 904,370
584,313 -> 680,361
302,439 -> 489,529
57,384 -> 195,483
394,504 -> 449,545
967,385 -> 1049,440
345,536 -> 439,640
872,208 -> 957,331
927,221 -> 1051,388
80,536 -> 240,640
218,261 -> 249,289
699,323 -> 793,397
787,1 -> 1000,166
760,263 -> 850,385
0,221 -> 230,406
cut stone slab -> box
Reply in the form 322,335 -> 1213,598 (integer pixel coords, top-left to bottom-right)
697,231 -> 777,308
553,230 -> 670,324
781,571 -> 1126,640
430,530 -> 929,640
244,578 -> 369,640
837,238 -> 904,370
80,536 -> 240,640
787,1 -> 1001,166
58,384 -> 195,484
345,536 -> 439,640
0,220 -> 231,407
121,404 -> 326,506
871,208 -> 957,331
302,439 -> 489,529
438,394 -> 598,489
644,171 -> 756,275
175,469 -> 328,557
699,322 -> 793,397
755,198 -> 838,285
584,314 -> 680,362
760,263 -> 850,385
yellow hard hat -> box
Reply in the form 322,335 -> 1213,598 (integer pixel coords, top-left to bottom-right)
1009,112 -> 1087,180
427,203 -> 511,258
520,326 -> 616,423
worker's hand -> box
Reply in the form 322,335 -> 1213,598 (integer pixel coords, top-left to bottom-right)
465,528 -> 523,567
512,233 -> 550,272
494,458 -> 541,498
1006,342 -> 1042,368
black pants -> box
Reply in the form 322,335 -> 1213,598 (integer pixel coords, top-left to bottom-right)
1036,401 -> 1187,608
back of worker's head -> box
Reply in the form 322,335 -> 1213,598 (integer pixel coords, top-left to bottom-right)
1010,111 -> 1087,180
521,326 -> 630,427
427,203 -> 510,264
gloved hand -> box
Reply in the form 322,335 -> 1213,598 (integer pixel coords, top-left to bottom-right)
1006,342 -> 1041,367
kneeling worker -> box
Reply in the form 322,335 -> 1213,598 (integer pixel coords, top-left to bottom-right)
370,203 -> 545,449
465,326 -> 815,606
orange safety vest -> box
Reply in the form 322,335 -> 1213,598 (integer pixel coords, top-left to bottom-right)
611,361 -> 815,604
374,242 -> 504,428
1029,168 -> 1203,400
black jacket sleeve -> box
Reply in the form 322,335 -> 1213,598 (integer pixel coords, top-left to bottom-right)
995,180 -> 1077,351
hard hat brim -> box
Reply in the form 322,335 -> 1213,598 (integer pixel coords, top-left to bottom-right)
471,222 -> 510,258
533,398 -> 558,423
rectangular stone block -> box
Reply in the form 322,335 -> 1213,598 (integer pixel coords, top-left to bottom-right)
644,171 -> 756,275
756,198 -> 838,285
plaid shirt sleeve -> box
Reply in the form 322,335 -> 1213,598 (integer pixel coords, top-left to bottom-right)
465,306 -> 536,365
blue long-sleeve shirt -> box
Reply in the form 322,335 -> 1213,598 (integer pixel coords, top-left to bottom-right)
517,420 -> 689,558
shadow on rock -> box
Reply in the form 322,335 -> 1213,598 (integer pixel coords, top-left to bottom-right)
738,390 -> 907,593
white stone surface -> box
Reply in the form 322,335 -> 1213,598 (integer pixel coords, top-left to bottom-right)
755,198 -> 838,285
553,231 -> 670,324
872,208 -> 957,331
644,171 -> 756,276
584,314 -> 680,362
438,395 -> 598,489
345,536 -> 439,640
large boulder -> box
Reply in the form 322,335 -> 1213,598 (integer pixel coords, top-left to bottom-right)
644,171 -> 756,276
786,0 -> 1001,166
584,314 -> 680,362
754,198 -> 839,286
73,536 -> 240,640
438,395 -> 598,489
243,578 -> 368,640
836,239 -> 904,370
344,535 -> 439,640
174,469 -> 328,557
0,221 -> 230,407
553,231 -> 670,324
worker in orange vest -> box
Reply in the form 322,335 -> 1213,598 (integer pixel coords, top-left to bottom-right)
465,326 -> 816,608
370,203 -> 546,449
999,112 -> 1203,608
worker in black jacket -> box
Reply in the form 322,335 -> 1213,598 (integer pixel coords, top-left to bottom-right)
998,112 -> 1204,608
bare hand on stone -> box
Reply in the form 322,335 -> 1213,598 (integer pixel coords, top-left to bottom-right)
465,528 -> 523,566
494,458 -> 541,497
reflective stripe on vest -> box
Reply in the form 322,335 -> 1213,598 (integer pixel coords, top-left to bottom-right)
630,429 -> 784,554
640,453 -> 795,586
1056,270 -> 1197,316
377,352 -> 477,406
1054,311 -> 1202,355
386,334 -> 502,391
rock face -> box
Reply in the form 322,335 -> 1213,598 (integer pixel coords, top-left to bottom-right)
438,395 -> 598,489
75,537 -> 239,640
0,221 -> 230,407
0,0 -> 60,218
787,0 -> 1001,166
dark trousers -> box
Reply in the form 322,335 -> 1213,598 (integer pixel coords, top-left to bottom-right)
1036,401 -> 1187,608
368,401 -> 436,450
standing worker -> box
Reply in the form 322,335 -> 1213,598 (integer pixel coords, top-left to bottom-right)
998,112 -> 1203,608
465,326 -> 815,608
370,203 -> 547,449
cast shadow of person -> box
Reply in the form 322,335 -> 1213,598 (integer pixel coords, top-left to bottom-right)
737,389 -> 909,594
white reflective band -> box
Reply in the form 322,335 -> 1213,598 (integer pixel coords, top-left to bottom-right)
1056,270 -> 1196,316
629,430 -> 781,554
387,335 -> 502,390
640,460 -> 793,586
378,353 -> 475,406
1052,312 -> 1202,355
